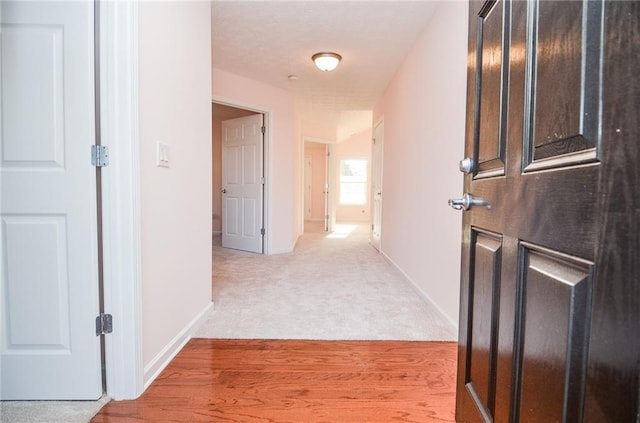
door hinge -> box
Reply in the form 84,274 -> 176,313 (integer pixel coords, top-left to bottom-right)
261,228 -> 265,236
371,224 -> 374,230
261,177 -> 265,185
261,126 -> 266,134
91,145 -> 109,167
96,313 -> 113,336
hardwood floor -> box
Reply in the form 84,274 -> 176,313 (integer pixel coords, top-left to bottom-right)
92,339 -> 457,423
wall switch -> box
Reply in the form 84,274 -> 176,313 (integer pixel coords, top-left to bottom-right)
157,142 -> 170,168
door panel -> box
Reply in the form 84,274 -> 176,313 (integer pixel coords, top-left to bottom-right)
221,114 -> 264,253
0,1 -> 102,400
476,0 -> 507,177
518,245 -> 592,423
524,0 -> 602,170
456,0 -> 638,422
465,230 -> 502,418
1,24 -> 64,167
4,217 -> 72,348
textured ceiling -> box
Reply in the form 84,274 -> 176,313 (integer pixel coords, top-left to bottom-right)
211,1 -> 439,131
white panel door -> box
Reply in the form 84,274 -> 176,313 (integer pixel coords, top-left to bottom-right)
326,144 -> 336,233
304,156 -> 312,221
371,120 -> 384,251
221,114 -> 264,253
0,1 -> 102,399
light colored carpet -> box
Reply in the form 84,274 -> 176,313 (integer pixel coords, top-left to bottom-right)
194,221 -> 457,340
0,396 -> 109,423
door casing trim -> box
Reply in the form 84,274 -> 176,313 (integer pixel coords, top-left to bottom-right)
99,0 -> 144,400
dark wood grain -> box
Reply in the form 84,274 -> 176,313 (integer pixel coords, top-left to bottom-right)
477,0 -> 506,169
584,1 -> 640,422
92,340 -> 457,423
457,0 -> 638,422
532,0 -> 583,150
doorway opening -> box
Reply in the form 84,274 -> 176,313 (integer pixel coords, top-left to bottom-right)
302,139 -> 335,234
212,101 -> 269,254
302,137 -> 336,232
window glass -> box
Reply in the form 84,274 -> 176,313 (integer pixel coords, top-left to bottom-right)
339,159 -> 367,205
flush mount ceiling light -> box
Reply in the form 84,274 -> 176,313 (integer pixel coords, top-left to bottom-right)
312,52 -> 342,72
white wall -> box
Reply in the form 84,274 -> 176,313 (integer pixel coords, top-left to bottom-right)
138,1 -> 212,378
373,1 -> 468,325
212,69 -> 298,253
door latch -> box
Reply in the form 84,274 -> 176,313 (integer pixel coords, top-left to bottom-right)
448,193 -> 491,211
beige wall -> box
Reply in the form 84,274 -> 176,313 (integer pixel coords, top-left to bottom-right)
138,1 -> 212,369
373,1 -> 468,325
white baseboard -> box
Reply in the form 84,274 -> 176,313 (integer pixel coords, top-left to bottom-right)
269,247 -> 294,255
380,250 -> 458,331
143,302 -> 214,389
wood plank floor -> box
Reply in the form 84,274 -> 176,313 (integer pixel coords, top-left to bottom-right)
92,339 -> 457,423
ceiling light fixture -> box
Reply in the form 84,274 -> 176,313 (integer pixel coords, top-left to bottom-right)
312,52 -> 342,72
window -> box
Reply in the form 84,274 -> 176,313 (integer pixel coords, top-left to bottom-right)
339,159 -> 367,205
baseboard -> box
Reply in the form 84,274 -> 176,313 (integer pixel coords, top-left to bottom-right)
379,250 -> 458,331
143,302 -> 214,389
269,247 -> 294,255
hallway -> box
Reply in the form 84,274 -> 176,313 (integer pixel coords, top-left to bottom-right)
195,222 -> 456,341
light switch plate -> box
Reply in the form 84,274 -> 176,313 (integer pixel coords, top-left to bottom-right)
157,142 -> 170,168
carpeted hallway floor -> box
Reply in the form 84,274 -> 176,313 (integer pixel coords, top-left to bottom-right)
195,221 -> 456,340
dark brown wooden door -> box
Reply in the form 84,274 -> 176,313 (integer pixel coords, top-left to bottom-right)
455,1 -> 639,422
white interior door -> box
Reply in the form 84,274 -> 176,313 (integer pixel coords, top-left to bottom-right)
371,120 -> 384,251
304,156 -> 312,220
221,114 -> 264,253
0,1 -> 102,400
326,144 -> 336,233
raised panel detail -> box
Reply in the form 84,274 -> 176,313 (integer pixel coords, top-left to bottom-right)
466,229 -> 503,418
242,198 -> 257,237
242,144 -> 257,184
524,0 -> 603,171
225,198 -> 239,236
1,216 -> 71,353
475,0 -> 508,178
517,243 -> 593,422
0,24 -> 65,169
225,146 -> 240,185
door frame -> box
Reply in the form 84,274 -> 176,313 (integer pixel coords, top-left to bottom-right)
301,137 -> 335,233
213,97 -> 271,254
2,0 -> 150,402
99,0 -> 144,400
